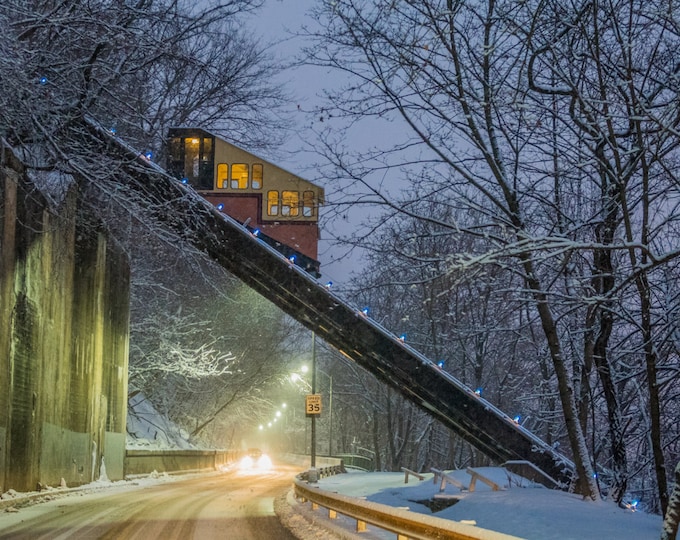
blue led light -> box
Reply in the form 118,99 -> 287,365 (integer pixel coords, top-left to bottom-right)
252,229 -> 260,236
144,151 -> 153,160
325,281 -> 333,289
180,177 -> 188,184
39,76 -> 48,85
474,387 -> 482,396
437,360 -> 445,368
361,307 -> 369,316
217,203 -> 224,211
289,255 -> 296,263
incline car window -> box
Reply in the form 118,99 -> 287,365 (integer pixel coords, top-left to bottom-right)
303,191 -> 315,217
185,138 -> 200,179
217,163 -> 228,188
267,191 -> 279,216
281,191 -> 299,217
252,164 -> 263,189
231,164 -> 248,189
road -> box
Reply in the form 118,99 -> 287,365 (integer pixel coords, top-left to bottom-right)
0,463 -> 302,539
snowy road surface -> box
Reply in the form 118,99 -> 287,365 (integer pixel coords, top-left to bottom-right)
0,465 -> 299,539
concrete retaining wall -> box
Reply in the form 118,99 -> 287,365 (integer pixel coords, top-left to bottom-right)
0,146 -> 130,492
124,449 -> 241,477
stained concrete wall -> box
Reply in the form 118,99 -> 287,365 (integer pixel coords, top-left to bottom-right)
124,449 -> 241,477
0,147 -> 130,492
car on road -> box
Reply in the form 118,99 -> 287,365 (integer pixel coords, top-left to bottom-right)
239,448 -> 272,471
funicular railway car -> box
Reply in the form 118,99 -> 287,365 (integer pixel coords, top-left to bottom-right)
167,127 -> 324,276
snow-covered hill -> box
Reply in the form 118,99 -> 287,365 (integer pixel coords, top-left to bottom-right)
126,392 -> 197,450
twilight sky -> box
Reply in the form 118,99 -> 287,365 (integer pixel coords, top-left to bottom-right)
252,0 -> 378,287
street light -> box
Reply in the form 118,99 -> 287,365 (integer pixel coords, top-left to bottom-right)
290,372 -> 310,389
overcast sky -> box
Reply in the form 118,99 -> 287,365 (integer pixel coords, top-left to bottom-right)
251,1 -> 375,287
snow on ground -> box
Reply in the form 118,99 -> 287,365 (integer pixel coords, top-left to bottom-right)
0,461 -> 665,539
308,468 -> 663,540
0,470 -> 187,526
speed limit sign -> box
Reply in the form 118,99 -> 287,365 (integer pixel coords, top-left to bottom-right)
305,394 -> 322,416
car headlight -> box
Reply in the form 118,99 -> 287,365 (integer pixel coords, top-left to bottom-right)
257,454 -> 272,470
240,456 -> 254,469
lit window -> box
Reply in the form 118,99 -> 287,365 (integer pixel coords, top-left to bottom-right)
252,164 -> 263,189
169,137 -> 182,160
231,164 -> 248,189
303,191 -> 315,217
217,164 -> 228,188
281,191 -> 299,217
184,138 -> 200,179
203,138 -> 212,159
267,191 -> 279,216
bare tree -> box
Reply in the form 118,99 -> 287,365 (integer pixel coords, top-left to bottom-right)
0,0 -> 300,448
117,211 -> 304,446
0,0 -> 286,154
302,0 -> 680,506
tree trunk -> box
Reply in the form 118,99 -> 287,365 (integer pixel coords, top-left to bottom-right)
638,272 -> 668,514
661,462 -> 680,540
371,404 -> 382,472
522,253 -> 599,500
587,182 -> 628,504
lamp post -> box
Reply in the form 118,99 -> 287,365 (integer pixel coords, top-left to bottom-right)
306,339 -> 336,461
293,367 -> 334,457
292,334 -> 334,479
313,368 -> 333,456
327,373 -> 333,456
311,331 -> 317,470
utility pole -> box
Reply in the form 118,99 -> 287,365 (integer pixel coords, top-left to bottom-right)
311,331 -> 317,470
328,374 -> 333,456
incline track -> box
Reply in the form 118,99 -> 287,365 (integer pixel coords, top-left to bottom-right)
89,120 -> 575,488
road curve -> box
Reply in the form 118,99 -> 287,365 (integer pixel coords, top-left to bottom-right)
0,464 -> 301,539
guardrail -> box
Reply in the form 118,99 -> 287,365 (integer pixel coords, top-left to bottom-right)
334,453 -> 374,471
293,478 -> 524,540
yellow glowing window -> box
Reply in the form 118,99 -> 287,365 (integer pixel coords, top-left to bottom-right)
281,191 -> 299,217
184,138 -> 200,179
252,164 -> 263,189
231,163 -> 248,189
303,191 -> 315,217
267,191 -> 279,216
217,163 -> 228,188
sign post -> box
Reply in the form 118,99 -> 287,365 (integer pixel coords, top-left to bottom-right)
310,332 -> 317,477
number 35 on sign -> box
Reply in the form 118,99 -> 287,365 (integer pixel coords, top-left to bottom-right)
305,394 -> 322,416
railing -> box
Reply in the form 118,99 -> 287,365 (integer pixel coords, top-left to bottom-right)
401,467 -> 426,483
298,463 -> 346,482
334,453 -> 374,471
293,478 -> 523,540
